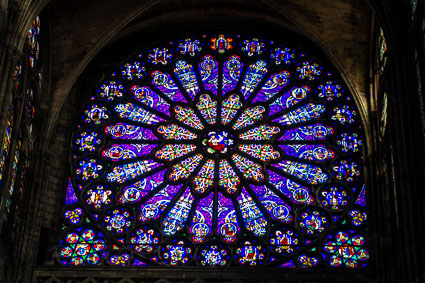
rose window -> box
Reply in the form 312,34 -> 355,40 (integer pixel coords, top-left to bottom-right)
59,34 -> 368,268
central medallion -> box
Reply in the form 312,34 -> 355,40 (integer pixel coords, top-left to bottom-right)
202,130 -> 234,154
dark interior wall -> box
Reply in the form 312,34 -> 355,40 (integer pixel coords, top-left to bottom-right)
4,0 -> 425,282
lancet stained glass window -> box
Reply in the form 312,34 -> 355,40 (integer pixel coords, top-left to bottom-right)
59,34 -> 368,268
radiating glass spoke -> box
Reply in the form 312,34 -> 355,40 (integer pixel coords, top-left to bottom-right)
155,144 -> 196,161
199,55 -> 219,95
131,85 -> 171,116
189,193 -> 214,242
169,154 -> 203,181
231,154 -> 264,181
118,169 -> 166,204
278,144 -> 335,162
157,124 -> 197,140
218,159 -> 240,194
174,60 -> 200,100
106,159 -> 161,183
239,144 -> 280,162
233,106 -> 265,130
163,187 -> 194,235
267,170 -> 314,204
252,71 -> 290,103
222,55 -> 243,95
237,188 -> 267,237
221,94 -> 242,125
193,159 -> 215,194
251,185 -> 292,223
241,60 -> 268,100
115,103 -> 165,124
102,144 -> 157,161
272,160 -> 328,184
138,184 -> 183,222
196,94 -> 217,125
273,103 -> 325,125
268,86 -> 310,115
105,123 -> 158,140
174,106 -> 204,130
217,192 -> 240,243
239,125 -> 280,141
279,123 -> 334,141
151,70 -> 186,103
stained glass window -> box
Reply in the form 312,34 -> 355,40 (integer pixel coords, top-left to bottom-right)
0,107 -> 14,188
59,34 -> 368,268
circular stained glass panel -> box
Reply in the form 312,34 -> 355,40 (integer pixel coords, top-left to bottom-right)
59,34 -> 368,268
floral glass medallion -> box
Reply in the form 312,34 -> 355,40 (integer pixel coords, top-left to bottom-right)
59,34 -> 367,268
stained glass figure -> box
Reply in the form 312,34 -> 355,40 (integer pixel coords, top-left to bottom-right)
193,159 -> 215,193
211,35 -> 233,53
163,187 -> 194,235
273,103 -> 325,125
148,47 -> 172,65
84,105 -> 109,125
199,244 -> 230,266
270,47 -> 295,65
61,34 -> 366,268
115,103 -> 164,124
129,226 -> 160,255
252,71 -> 290,103
278,144 -> 335,162
98,81 -> 125,101
27,16 -> 40,68
217,192 -> 239,242
151,70 -> 186,103
118,169 -> 166,204
269,227 -> 300,255
75,131 -> 102,152
241,38 -> 265,56
222,55 -> 243,94
332,159 -> 361,182
59,227 -> 107,265
174,60 -> 199,99
102,144 -> 156,161
337,133 -> 363,153
241,60 -> 268,99
189,193 -> 214,242
297,209 -> 330,235
318,185 -> 350,211
317,81 -> 343,101
0,107 -> 13,187
323,231 -> 369,268
332,105 -> 356,124
121,62 -> 145,80
179,38 -> 202,56
235,241 -> 265,266
268,86 -> 310,115
199,56 -> 218,95
297,61 -> 322,80
131,85 -> 171,116
105,123 -> 157,140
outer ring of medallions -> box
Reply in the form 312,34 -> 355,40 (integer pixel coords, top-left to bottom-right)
295,206 -> 333,238
268,224 -> 304,259
198,125 -> 239,159
316,182 -> 353,214
56,224 -> 109,266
